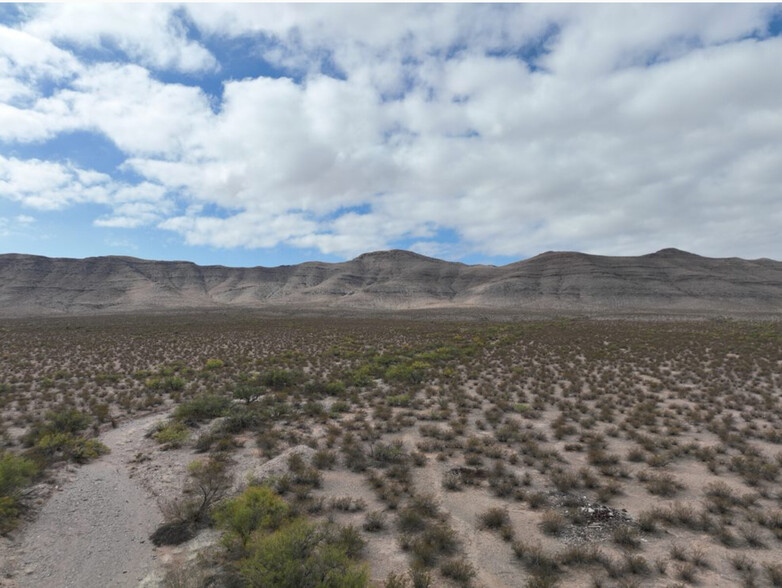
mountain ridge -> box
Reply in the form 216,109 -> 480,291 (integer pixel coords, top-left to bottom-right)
1,249 -> 780,316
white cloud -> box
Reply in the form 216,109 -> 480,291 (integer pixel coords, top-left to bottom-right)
0,155 -> 172,228
0,24 -> 81,81
21,4 -> 216,73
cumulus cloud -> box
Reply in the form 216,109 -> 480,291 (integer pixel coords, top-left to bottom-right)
0,155 -> 172,227
22,4 -> 216,73
1,4 -> 781,260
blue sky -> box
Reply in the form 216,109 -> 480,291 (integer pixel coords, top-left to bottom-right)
1,4 -> 781,267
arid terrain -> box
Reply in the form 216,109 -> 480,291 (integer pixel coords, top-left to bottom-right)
1,248 -> 781,316
1,313 -> 781,587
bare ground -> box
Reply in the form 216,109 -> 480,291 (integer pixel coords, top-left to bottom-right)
7,412 -> 169,588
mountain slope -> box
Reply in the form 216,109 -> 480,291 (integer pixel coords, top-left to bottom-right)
0,248 -> 780,315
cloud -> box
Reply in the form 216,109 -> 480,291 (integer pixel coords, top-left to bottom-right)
0,155 -> 172,228
2,4 -> 781,260
21,4 -> 216,73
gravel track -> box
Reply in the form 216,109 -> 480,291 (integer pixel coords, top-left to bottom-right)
13,413 -> 168,588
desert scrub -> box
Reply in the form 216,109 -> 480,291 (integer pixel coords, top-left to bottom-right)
22,408 -> 92,445
153,421 -> 190,448
152,458 -> 232,546
174,394 -> 231,423
215,485 -> 291,550
0,452 -> 38,532
32,433 -> 109,464
204,358 -> 225,370
539,510 -> 566,536
363,510 -> 387,532
440,558 -> 476,585
238,518 -> 369,587
22,409 -> 108,464
478,506 -> 511,530
259,368 -> 302,390
145,376 -> 185,392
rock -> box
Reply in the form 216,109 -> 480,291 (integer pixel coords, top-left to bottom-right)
239,445 -> 317,491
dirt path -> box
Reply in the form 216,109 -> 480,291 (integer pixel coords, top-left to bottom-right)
12,412 -> 169,588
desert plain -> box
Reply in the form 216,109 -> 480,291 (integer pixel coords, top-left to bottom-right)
0,311 -> 781,588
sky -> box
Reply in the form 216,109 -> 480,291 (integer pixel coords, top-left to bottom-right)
1,3 -> 781,267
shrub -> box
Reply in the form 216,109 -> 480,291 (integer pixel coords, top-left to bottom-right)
205,358 -> 224,370
512,539 -> 560,577
363,510 -> 386,532
239,518 -> 369,587
408,565 -> 432,588
765,563 -> 782,587
259,369 -> 301,390
312,449 -> 337,470
174,394 -> 230,423
0,452 -> 38,532
233,384 -> 264,404
440,559 -> 476,585
442,471 -> 462,491
146,376 -> 185,392
215,485 -> 290,548
675,562 -> 698,583
388,394 -> 412,407
409,522 -> 459,566
22,408 -> 92,447
384,362 -> 427,384
612,526 -> 641,549
153,421 -> 190,448
539,510 -> 566,536
32,433 -> 108,464
384,571 -> 411,588
398,507 -> 428,533
643,471 -> 685,497
478,507 -> 510,530
327,524 -> 366,559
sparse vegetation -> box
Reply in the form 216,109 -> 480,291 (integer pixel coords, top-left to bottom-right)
1,314 -> 780,586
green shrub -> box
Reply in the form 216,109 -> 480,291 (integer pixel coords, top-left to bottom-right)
145,376 -> 185,392
174,394 -> 230,423
153,421 -> 190,448
23,408 -> 92,447
239,518 -> 369,587
33,433 -> 108,464
259,369 -> 301,390
205,358 -> 225,370
0,452 -> 38,532
384,362 -> 428,384
233,384 -> 263,404
215,485 -> 290,548
345,365 -> 374,388
325,381 -> 347,396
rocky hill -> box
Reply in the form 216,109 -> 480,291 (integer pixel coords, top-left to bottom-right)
0,248 -> 780,316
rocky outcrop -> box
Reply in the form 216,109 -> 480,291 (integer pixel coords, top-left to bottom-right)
0,248 -> 780,315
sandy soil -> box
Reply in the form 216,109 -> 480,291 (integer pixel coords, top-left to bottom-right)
8,412 -> 170,588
